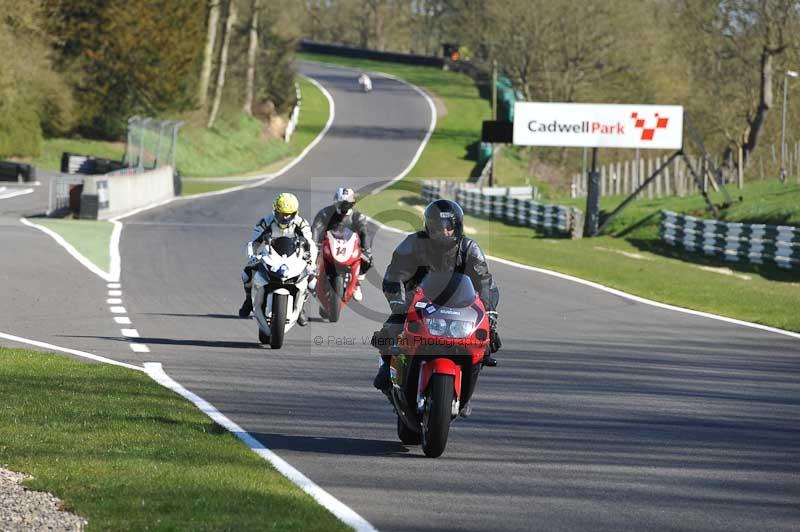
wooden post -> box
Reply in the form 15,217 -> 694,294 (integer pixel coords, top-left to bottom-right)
624,160 -> 630,194
655,156 -> 662,196
601,165 -> 607,196
737,144 -> 744,189
664,156 -> 671,195
647,158 -> 654,199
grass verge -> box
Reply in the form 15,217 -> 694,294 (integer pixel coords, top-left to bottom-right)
0,347 -> 349,531
298,52 -> 490,179
26,218 -> 113,274
357,183 -> 800,332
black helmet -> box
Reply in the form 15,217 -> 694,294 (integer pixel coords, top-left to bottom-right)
423,199 -> 463,244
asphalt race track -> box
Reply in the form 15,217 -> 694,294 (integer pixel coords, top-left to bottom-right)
1,62 -> 799,531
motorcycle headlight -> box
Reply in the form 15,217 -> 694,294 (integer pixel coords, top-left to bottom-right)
277,265 -> 289,278
426,318 -> 448,337
448,320 -> 473,338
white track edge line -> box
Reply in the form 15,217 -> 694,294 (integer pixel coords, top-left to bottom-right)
20,217 -> 115,282
143,363 -> 378,532
0,331 -> 144,371
367,217 -> 800,340
0,187 -> 35,200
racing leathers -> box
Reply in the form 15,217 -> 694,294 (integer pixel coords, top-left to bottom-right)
311,205 -> 373,273
239,213 -> 317,319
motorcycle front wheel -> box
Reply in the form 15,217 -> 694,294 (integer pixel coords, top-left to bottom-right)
422,373 -> 454,458
270,293 -> 287,349
327,275 -> 343,323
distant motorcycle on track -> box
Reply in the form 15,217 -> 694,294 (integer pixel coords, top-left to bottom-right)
250,236 -> 312,349
380,272 -> 491,458
358,73 -> 372,93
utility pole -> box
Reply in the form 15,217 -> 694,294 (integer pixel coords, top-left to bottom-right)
583,148 -> 600,236
780,70 -> 798,183
489,60 -> 497,187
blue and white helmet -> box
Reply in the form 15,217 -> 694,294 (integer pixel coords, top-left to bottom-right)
334,187 -> 356,214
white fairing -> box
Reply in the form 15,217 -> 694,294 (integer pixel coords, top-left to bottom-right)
326,230 -> 360,265
251,243 -> 309,338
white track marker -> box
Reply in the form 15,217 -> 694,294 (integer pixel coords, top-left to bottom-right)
109,306 -> 127,314
108,290 -> 122,297
0,331 -> 143,371
114,316 -> 132,325
107,283 -> 121,289
130,343 -> 150,353
120,329 -> 139,338
144,363 -> 378,532
106,298 -> 122,305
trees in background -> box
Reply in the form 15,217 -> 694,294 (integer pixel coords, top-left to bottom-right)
42,0 -> 206,138
0,0 -> 73,158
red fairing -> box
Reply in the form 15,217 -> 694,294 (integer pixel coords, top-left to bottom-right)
404,286 -> 490,366
420,359 -> 462,399
315,228 -> 362,314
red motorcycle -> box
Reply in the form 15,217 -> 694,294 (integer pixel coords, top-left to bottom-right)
384,272 -> 490,458
316,225 -> 362,322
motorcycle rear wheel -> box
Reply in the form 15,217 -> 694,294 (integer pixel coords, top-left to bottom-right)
422,373 -> 454,458
397,415 -> 421,445
270,293 -> 287,349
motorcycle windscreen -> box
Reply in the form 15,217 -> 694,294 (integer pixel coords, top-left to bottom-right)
328,224 -> 354,241
419,272 -> 476,308
271,236 -> 297,256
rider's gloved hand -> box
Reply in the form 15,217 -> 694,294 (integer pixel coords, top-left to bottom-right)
247,254 -> 259,267
389,300 -> 406,316
362,248 -> 373,265
486,311 -> 501,353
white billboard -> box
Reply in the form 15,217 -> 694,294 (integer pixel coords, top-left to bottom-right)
513,102 -> 683,149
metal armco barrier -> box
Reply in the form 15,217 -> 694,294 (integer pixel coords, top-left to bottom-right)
421,180 -> 580,237
660,210 -> 800,269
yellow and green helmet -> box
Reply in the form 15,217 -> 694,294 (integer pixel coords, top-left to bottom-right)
273,192 -> 299,228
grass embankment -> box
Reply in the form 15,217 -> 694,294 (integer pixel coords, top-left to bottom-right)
180,76 -> 330,196
0,347 -> 349,531
358,179 -> 800,332
27,76 -> 328,185
298,52 -> 490,179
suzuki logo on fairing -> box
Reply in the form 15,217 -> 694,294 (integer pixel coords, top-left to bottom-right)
631,112 -> 669,141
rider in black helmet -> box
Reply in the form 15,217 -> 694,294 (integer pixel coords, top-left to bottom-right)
371,199 -> 501,395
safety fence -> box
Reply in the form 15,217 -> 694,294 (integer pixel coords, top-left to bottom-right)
571,154 -> 712,199
421,180 -> 581,237
660,210 -> 800,269
49,116 -> 181,218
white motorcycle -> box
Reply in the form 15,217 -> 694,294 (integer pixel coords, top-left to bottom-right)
358,74 -> 372,92
250,236 -> 312,349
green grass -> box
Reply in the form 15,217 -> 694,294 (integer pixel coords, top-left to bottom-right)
358,183 -> 800,332
181,181 -> 243,196
29,138 -> 126,172
22,77 -> 329,179
0,347 -> 349,531
27,218 -> 113,273
298,52 -> 490,179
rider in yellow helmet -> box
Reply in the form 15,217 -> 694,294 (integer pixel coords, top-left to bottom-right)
239,192 -> 317,323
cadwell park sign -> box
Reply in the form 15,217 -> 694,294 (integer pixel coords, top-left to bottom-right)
512,102 -> 684,150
